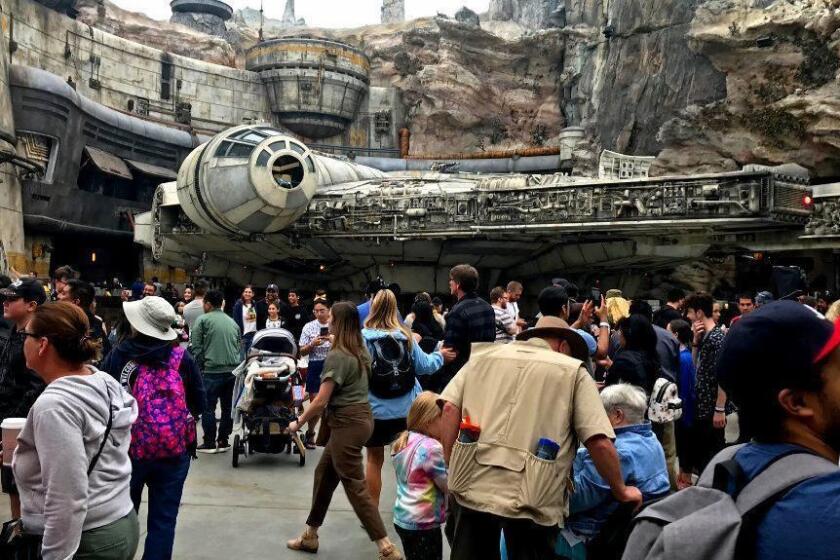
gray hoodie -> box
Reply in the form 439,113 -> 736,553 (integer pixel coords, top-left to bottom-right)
13,369 -> 138,560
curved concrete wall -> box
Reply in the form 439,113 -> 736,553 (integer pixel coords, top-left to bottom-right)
246,38 -> 371,140
4,0 -> 270,134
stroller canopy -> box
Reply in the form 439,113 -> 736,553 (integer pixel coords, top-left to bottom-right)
251,328 -> 298,356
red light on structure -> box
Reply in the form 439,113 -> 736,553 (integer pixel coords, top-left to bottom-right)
803,194 -> 814,207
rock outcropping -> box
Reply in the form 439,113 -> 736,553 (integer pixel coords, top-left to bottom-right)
324,16 -> 567,154
233,6 -> 305,35
74,0 -> 840,180
381,0 -> 405,24
170,11 -> 228,37
653,0 -> 840,178
488,0 -> 564,29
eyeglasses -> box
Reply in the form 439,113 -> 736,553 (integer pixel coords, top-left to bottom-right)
19,331 -> 40,338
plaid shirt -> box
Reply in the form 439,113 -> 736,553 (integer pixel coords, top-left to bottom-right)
442,292 -> 495,385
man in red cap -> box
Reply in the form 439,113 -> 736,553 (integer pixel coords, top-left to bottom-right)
715,300 -> 840,560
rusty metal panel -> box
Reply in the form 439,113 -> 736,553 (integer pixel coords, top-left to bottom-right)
84,145 -> 132,179
127,159 -> 177,180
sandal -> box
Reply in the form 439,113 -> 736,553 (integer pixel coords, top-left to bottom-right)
378,545 -> 404,560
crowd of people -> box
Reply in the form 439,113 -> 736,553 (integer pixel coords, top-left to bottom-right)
0,263 -> 838,560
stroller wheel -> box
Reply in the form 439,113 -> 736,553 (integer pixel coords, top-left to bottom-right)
232,435 -> 241,468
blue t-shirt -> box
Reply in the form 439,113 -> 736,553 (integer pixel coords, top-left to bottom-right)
677,348 -> 696,427
362,328 -> 442,420
735,443 -> 840,560
357,300 -> 372,324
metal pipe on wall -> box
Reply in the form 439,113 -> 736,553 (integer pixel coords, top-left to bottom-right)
355,154 -> 565,174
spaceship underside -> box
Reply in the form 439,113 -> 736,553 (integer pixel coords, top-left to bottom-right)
134,125 -> 811,291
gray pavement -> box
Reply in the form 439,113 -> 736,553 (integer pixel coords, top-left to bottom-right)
0,433 -> 446,559
0,414 -> 741,559
132,438 -> 443,559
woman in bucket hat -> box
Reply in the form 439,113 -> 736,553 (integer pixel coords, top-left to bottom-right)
101,296 -> 206,560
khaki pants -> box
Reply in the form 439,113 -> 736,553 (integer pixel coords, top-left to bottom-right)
305,403 -> 387,541
652,421 -> 678,491
75,510 -> 139,560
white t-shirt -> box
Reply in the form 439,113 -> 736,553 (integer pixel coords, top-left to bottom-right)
242,303 -> 257,335
508,301 -> 520,322
183,298 -> 204,330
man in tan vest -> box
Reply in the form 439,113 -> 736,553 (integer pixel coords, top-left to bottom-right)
439,316 -> 642,560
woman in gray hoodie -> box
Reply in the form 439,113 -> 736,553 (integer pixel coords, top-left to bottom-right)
13,301 -> 139,560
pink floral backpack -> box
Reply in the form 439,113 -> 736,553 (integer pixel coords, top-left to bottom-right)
129,346 -> 196,460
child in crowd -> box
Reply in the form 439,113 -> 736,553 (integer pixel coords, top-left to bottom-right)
266,302 -> 283,329
391,392 -> 448,560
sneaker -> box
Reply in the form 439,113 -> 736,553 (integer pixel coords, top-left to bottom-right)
197,442 -> 218,454
216,440 -> 231,453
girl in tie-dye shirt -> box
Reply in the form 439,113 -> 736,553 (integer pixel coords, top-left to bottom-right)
391,392 -> 448,560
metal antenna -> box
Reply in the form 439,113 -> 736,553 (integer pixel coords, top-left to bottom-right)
259,0 -> 264,41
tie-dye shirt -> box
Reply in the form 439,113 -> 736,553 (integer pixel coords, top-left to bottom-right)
392,432 -> 448,530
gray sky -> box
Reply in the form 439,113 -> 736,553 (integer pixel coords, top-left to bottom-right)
112,0 -> 491,29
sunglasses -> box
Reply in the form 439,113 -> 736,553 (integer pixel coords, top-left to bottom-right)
19,331 -> 40,338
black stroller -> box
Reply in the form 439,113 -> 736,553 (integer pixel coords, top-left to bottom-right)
231,328 -> 306,467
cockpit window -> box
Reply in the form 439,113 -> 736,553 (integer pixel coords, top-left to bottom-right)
215,128 -> 279,158
271,155 -> 304,189
256,150 -> 271,167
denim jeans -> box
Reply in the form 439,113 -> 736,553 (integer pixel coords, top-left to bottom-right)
130,454 -> 190,560
201,374 -> 234,444
242,331 -> 255,361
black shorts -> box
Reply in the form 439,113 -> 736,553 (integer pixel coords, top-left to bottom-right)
1,464 -> 17,495
365,417 -> 407,448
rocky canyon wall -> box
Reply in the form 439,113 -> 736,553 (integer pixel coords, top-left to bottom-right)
653,0 -> 840,178
563,0 -> 728,156
72,0 -> 840,179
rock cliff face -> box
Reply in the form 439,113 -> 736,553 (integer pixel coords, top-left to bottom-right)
569,0 -> 728,157
75,0 -> 237,66
653,0 -> 840,178
73,0 -> 840,178
489,0 -> 564,29
330,17 -> 567,154
170,11 -> 228,37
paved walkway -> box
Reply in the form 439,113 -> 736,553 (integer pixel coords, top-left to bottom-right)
133,441 -> 441,559
0,414 -> 740,559
0,437 -> 445,559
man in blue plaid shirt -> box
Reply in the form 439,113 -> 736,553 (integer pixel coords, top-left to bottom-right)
439,264 -> 495,391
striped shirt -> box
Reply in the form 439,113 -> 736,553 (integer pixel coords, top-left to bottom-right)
494,305 -> 516,343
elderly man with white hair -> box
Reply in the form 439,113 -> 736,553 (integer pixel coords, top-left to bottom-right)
556,384 -> 671,559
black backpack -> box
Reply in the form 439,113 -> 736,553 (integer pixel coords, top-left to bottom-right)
369,335 -> 416,399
